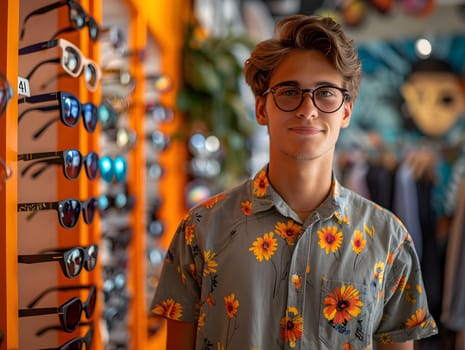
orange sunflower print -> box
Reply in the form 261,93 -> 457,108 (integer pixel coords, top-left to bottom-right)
323,284 -> 363,324
351,229 -> 366,255
185,223 -> 195,245
275,220 -> 302,245
249,232 -> 278,262
405,308 -> 428,328
224,293 -> 240,319
253,170 -> 269,197
280,307 -> 303,348
152,298 -> 183,320
318,226 -> 343,254
203,250 -> 218,276
241,200 -> 252,216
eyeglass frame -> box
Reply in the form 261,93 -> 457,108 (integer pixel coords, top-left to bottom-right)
18,91 -> 99,137
262,83 -> 351,113
28,284 -> 97,320
20,0 -> 93,40
18,149 -> 100,181
18,244 -> 99,279
18,295 -> 89,333
19,38 -> 101,92
17,197 -> 99,229
36,322 -> 94,350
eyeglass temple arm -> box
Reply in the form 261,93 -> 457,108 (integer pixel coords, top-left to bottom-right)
33,117 -> 61,140
18,105 -> 59,123
28,284 -> 94,309
40,72 -> 68,92
17,201 -> 58,212
20,158 -> 62,179
18,253 -> 63,265
20,1 -> 68,40
25,57 -> 61,81
35,321 -> 93,337
18,306 -> 59,318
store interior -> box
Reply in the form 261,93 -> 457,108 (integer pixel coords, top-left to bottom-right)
1,0 -> 465,349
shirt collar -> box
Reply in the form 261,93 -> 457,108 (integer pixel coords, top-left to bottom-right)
249,164 -> 348,222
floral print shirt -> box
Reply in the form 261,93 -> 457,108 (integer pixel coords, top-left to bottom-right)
151,167 -> 438,350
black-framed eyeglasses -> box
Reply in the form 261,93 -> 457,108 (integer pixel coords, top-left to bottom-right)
28,284 -> 97,320
20,0 -> 96,41
17,197 -> 99,229
36,322 -> 94,349
51,13 -> 100,42
262,83 -> 350,113
18,149 -> 99,181
19,38 -> 101,92
0,71 -> 14,116
18,91 -> 99,137
18,244 -> 99,279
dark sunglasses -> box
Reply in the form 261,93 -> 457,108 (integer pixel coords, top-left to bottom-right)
18,91 -> 99,137
36,322 -> 94,350
18,244 -> 99,279
17,197 -> 99,229
28,284 -> 97,320
51,13 -> 100,42
19,294 -> 92,333
98,192 -> 135,213
19,38 -> 101,92
18,149 -> 99,180
20,0 -> 97,40
98,155 -> 128,183
0,71 -> 14,116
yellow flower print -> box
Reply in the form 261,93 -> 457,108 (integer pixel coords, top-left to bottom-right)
197,312 -> 206,332
280,307 -> 303,349
392,275 -> 409,293
406,291 -> 417,304
206,294 -> 216,306
379,333 -> 393,344
416,284 -> 423,294
387,252 -> 394,265
343,343 -> 355,350
189,263 -> 196,281
291,274 -> 302,289
318,226 -> 343,255
373,261 -> 385,285
323,284 -> 364,324
253,170 -> 269,197
249,232 -> 278,262
152,298 -> 183,320
334,211 -> 350,225
203,193 -> 226,208
275,220 -> 302,245
351,230 -> 366,255
203,250 -> 218,276
241,201 -> 253,216
185,223 -> 195,245
363,223 -> 375,238
405,308 -> 428,328
224,293 -> 240,319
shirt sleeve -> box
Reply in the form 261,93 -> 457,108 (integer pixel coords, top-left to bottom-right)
150,216 -> 202,323
374,232 -> 438,344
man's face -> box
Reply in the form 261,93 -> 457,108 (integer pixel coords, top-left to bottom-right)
255,49 -> 352,163
401,72 -> 465,137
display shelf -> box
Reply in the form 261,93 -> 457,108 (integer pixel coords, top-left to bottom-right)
0,0 -> 189,349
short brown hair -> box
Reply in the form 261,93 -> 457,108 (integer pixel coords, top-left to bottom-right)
244,15 -> 362,101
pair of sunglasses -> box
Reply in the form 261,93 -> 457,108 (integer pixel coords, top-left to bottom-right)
37,322 -> 94,350
0,71 -> 14,116
99,155 -> 127,183
19,287 -> 96,333
18,149 -> 99,181
17,197 -> 99,229
18,244 -> 99,279
18,92 -> 99,138
19,38 -> 101,91
20,0 -> 100,42
98,192 -> 135,213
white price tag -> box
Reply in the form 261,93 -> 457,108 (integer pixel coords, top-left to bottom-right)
17,76 -> 31,97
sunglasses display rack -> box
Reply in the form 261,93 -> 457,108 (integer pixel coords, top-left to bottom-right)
1,0 -> 192,349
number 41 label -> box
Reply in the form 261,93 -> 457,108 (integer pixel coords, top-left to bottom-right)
18,76 -> 30,97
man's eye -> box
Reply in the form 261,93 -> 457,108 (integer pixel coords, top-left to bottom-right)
279,88 -> 299,96
316,89 -> 335,97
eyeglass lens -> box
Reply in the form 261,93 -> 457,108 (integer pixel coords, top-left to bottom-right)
59,199 -> 81,228
270,85 -> 346,113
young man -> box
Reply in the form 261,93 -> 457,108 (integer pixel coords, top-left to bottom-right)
151,15 -> 438,349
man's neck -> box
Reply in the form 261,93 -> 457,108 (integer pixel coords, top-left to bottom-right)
268,159 -> 333,221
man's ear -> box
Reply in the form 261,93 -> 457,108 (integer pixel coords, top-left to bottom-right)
341,101 -> 353,128
255,96 -> 268,126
